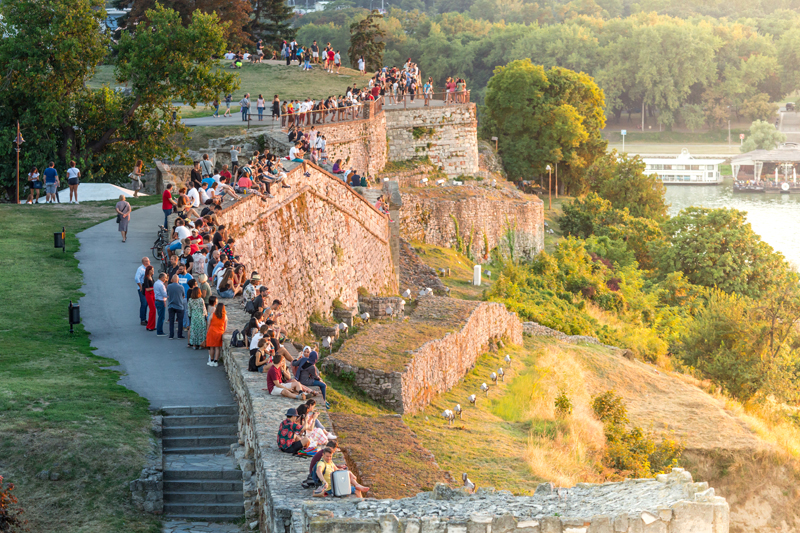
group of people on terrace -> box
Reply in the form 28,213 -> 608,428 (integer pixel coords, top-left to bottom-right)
137,191 -> 369,496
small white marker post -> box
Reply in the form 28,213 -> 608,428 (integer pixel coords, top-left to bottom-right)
621,129 -> 627,153
473,265 -> 482,286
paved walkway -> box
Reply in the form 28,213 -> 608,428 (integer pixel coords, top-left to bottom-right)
76,203 -> 234,408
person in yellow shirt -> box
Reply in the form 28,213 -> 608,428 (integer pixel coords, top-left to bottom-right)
314,447 -> 368,497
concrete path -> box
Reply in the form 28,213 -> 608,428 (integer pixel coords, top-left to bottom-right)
76,203 -> 234,408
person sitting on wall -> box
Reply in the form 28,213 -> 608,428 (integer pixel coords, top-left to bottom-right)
332,159 -> 344,174
264,353 -> 315,400
277,407 -> 310,454
349,170 -> 362,187
314,447 -> 368,497
289,143 -> 311,177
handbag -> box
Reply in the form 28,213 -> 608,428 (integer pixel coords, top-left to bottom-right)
116,214 -> 121,223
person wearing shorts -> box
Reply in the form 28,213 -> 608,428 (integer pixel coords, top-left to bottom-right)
43,161 -> 59,203
264,353 -> 314,399
334,51 -> 341,74
27,166 -> 42,204
311,41 -> 319,64
66,160 -> 80,204
224,93 -> 232,117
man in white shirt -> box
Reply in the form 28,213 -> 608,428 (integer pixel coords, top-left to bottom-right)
212,172 -> 222,184
187,185 -> 200,208
174,219 -> 192,241
153,273 -> 168,336
199,183 -> 210,204
135,257 -> 150,325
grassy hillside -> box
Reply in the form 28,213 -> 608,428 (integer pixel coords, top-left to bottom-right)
0,198 -> 161,533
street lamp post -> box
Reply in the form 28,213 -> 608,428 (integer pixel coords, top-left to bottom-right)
555,161 -> 558,199
14,121 -> 24,205
546,165 -> 552,210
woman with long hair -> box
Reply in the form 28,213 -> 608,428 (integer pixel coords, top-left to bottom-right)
26,166 -> 41,204
143,266 -> 156,331
205,303 -> 227,367
187,286 -> 208,349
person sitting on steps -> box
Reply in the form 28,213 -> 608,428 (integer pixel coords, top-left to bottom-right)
263,353 -> 316,399
314,447 -> 369,497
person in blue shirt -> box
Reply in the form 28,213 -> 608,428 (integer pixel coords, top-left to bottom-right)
166,274 -> 186,339
43,161 -> 59,203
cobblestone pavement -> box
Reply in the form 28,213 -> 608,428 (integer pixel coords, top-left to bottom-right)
162,519 -> 246,533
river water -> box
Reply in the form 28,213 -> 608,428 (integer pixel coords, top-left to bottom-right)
664,180 -> 800,268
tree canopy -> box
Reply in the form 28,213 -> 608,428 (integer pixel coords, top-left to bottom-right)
482,59 -> 606,191
349,11 -> 387,72
0,1 -> 238,197
740,120 -> 787,152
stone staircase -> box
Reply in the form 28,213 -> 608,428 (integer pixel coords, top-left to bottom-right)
162,405 -> 244,522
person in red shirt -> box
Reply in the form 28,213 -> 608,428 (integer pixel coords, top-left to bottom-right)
326,49 -> 335,73
219,164 -> 232,182
238,174 -> 253,190
263,353 -> 313,399
161,183 -> 177,227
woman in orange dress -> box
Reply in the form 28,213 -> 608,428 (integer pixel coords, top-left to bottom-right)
205,302 -> 227,367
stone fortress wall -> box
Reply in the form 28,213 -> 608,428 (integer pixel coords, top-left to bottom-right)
215,162 -> 397,333
323,295 -> 522,414
399,185 -> 545,262
385,104 -> 480,177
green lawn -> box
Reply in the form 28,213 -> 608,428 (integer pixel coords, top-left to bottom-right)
0,198 -> 161,533
89,60 -> 363,109
604,129 -> 748,143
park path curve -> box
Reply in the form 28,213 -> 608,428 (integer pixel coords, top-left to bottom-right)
76,203 -> 233,409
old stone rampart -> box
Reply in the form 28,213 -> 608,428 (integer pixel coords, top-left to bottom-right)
400,185 -> 544,261
322,295 -> 522,414
303,469 -> 729,533
215,163 -> 397,332
313,107 -> 387,176
386,105 -> 479,177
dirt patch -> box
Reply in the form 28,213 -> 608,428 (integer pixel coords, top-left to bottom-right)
334,296 -> 478,372
400,239 -> 449,296
329,413 -> 452,499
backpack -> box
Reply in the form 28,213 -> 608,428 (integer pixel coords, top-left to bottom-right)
244,300 -> 256,315
230,330 -> 246,348
248,352 -> 259,372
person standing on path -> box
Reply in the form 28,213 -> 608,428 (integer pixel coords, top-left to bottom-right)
205,302 -> 227,366
162,183 -> 177,228
240,93 -> 251,122
257,94 -> 265,121
167,275 -> 186,340
272,95 -> 281,123
130,160 -> 144,197
154,272 -> 168,336
187,286 -> 207,349
135,257 -> 151,325
115,195 -> 131,242
224,94 -> 232,117
143,266 -> 156,331
43,161 -> 59,204
26,166 -> 41,204
230,145 -> 240,174
67,160 -> 80,204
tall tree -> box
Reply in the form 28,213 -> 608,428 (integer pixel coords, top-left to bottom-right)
482,58 -> 607,192
740,120 -> 786,152
349,10 -> 387,72
586,151 -> 667,221
249,0 -> 296,47
0,1 -> 237,197
122,0 -> 253,47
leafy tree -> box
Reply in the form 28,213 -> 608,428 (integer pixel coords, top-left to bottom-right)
740,93 -> 779,122
559,193 -> 623,239
655,207 -> 793,299
680,104 -> 706,131
482,59 -> 607,191
249,0 -> 297,46
349,11 -> 387,72
778,27 -> 800,95
0,1 -> 237,198
740,120 -> 786,152
586,151 -> 667,221
123,0 -> 252,47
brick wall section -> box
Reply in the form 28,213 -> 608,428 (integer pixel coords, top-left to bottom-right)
385,105 -> 479,177
324,296 -> 522,414
399,186 -> 545,261
215,163 -> 396,333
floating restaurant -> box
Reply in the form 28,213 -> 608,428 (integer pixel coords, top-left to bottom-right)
643,149 -> 725,185
730,143 -> 800,193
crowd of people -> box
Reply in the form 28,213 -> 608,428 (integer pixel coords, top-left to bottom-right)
136,187 -> 372,497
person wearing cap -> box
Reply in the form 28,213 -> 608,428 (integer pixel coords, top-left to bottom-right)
277,407 -> 310,454
242,272 -> 261,303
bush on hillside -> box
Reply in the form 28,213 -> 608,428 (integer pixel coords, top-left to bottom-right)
592,391 -> 683,478
0,475 -> 26,532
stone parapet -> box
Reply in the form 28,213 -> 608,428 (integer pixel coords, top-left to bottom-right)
323,296 -> 522,414
386,105 -> 479,177
314,112 -> 387,177
302,468 -> 729,533
215,163 -> 396,333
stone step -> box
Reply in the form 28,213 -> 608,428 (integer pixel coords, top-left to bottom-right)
161,405 -> 238,416
162,513 -> 244,522
163,446 -> 233,455
162,414 -> 239,427
164,490 -> 244,504
164,479 -> 243,492
162,425 -> 239,438
164,469 -> 243,481
163,435 -> 239,449
164,502 -> 244,517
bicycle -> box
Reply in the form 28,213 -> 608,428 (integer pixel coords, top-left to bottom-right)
152,225 -> 170,260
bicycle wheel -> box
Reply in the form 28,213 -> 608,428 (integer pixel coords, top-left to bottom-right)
152,242 -> 163,260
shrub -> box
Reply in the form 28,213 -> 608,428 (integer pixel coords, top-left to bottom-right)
554,390 -> 573,417
0,475 -> 26,532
